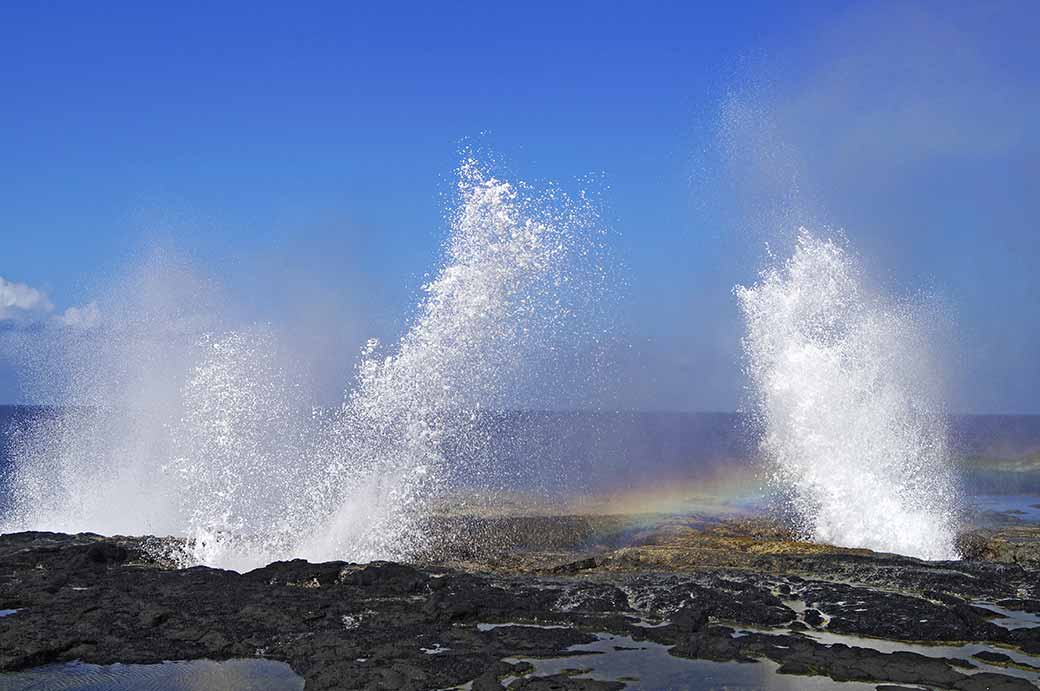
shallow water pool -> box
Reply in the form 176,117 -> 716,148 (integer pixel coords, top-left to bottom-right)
0,658 -> 304,691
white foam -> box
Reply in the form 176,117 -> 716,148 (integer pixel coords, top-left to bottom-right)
1,158 -> 605,570
735,229 -> 959,560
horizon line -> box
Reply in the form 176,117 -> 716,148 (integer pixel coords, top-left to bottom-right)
1,403 -> 1039,418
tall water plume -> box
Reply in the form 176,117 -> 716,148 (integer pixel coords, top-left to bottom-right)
0,158 -> 606,570
735,229 -> 959,560
295,157 -> 603,563
2,258 -> 241,538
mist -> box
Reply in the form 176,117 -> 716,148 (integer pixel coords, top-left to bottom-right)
709,2 -> 1040,415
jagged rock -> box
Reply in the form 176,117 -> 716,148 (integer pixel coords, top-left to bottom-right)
0,527 -> 1038,690
507,676 -> 625,690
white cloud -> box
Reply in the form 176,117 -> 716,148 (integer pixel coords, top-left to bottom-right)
59,301 -> 101,329
0,275 -> 99,330
0,276 -> 53,321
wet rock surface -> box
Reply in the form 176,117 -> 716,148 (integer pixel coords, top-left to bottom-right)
1,523 -> 1039,690
958,526 -> 1040,567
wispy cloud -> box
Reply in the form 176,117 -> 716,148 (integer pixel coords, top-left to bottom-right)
721,3 -> 1038,218
716,2 -> 1040,413
57,301 -> 101,328
0,275 -> 99,331
776,5 -> 1035,174
0,276 -> 53,321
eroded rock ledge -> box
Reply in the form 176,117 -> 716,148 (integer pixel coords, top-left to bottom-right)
0,523 -> 1038,690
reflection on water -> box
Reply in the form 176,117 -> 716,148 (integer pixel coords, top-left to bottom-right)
730,616 -> 1040,685
505,632 -> 879,690
0,659 -> 304,691
477,622 -> 573,631
792,627 -> 1040,684
504,624 -> 1040,689
974,602 -> 1040,631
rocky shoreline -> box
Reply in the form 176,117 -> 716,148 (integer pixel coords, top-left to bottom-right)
1,519 -> 1039,690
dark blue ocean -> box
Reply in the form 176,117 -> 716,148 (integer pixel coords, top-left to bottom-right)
1,405 -> 1038,524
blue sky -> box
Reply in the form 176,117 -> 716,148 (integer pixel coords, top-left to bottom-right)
1,1 -> 1037,412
